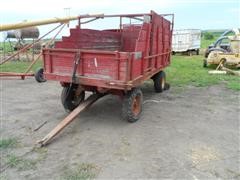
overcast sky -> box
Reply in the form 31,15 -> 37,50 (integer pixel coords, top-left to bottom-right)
0,0 -> 239,41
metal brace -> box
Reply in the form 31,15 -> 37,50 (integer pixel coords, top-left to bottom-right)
72,50 -> 81,83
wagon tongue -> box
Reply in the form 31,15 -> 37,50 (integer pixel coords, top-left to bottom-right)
37,93 -> 104,146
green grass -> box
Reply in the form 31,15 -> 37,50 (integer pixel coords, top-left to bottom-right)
0,174 -> 8,180
2,147 -> 47,172
166,55 -> 240,91
0,138 -> 18,149
0,41 -> 15,52
200,30 -> 228,49
6,154 -> 38,171
0,60 -> 42,73
201,36 -> 218,49
61,163 -> 100,180
1,55 -> 239,91
0,41 -> 38,53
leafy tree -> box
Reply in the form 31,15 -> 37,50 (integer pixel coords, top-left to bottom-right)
204,32 -> 214,40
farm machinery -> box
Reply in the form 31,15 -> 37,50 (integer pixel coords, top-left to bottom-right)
204,28 -> 240,58
203,33 -> 240,72
0,15 -> 91,79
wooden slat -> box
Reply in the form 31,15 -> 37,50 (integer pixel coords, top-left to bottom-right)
38,93 -> 103,146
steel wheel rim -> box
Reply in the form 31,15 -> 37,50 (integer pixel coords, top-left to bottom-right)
132,95 -> 141,116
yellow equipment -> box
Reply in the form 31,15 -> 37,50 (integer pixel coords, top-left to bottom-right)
204,34 -> 240,68
0,14 -> 104,32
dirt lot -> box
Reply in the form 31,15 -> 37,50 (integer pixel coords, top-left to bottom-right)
0,78 -> 239,179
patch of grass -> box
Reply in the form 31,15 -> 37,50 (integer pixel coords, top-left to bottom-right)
6,154 -> 38,171
166,55 -> 240,91
62,163 -> 100,180
227,81 -> 240,91
3,147 -> 47,172
1,53 -> 239,91
0,138 -> 18,149
0,60 -> 42,73
200,30 -> 226,49
0,41 -> 15,52
0,174 -> 8,180
201,37 -> 217,49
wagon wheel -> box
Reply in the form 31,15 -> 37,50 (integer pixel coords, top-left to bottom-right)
35,68 -> 46,83
61,84 -> 85,111
153,71 -> 166,93
122,88 -> 143,123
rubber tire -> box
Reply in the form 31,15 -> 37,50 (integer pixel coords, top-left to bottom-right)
203,59 -> 207,68
35,68 -> 46,83
153,71 -> 166,93
61,85 -> 85,111
122,88 -> 143,123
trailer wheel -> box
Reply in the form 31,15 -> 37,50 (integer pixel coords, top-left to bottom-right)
122,88 -> 143,123
153,71 -> 166,93
61,85 -> 85,111
35,68 -> 46,83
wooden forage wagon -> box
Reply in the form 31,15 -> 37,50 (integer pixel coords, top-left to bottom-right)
41,11 -> 174,122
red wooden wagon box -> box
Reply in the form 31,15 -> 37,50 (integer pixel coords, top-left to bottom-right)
41,11 -> 174,122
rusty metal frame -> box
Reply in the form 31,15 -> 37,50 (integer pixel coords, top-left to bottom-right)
0,23 -> 66,79
77,13 -> 174,31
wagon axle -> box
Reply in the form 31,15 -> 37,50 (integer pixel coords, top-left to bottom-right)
38,71 -> 169,146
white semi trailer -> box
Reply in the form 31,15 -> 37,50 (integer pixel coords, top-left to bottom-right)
172,29 -> 201,55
